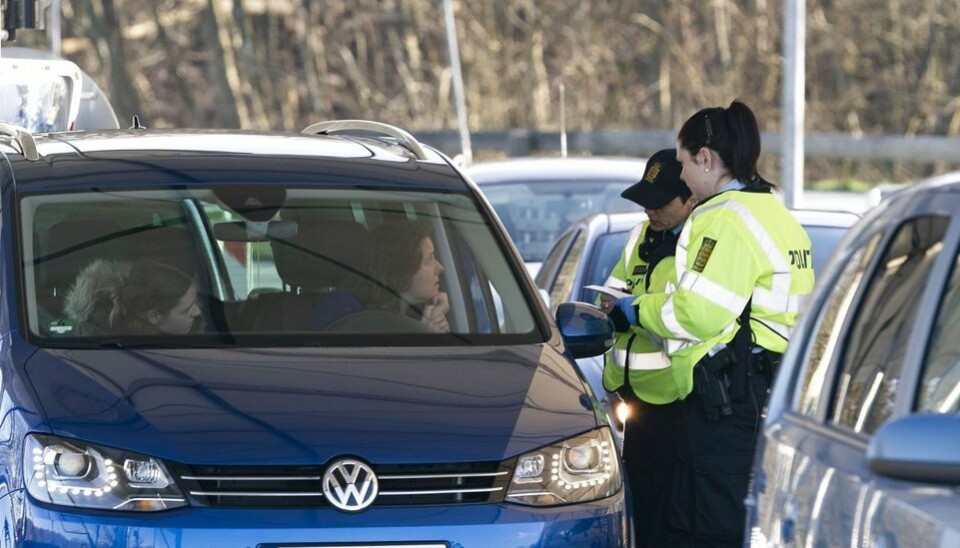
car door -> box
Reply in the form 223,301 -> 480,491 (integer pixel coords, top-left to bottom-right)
861,200 -> 960,548
755,206 -> 953,546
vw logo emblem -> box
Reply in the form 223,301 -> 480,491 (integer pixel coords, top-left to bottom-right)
322,458 -> 379,512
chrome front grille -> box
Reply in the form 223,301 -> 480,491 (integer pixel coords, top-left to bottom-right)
171,461 -> 511,508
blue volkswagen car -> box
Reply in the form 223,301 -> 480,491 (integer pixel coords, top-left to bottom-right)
0,121 -> 628,546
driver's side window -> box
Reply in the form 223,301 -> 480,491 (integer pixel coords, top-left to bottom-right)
795,234 -> 881,416
829,216 -> 949,435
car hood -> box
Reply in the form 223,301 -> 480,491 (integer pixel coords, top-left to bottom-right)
24,345 -> 596,465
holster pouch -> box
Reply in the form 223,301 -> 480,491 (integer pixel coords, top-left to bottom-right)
693,349 -> 734,423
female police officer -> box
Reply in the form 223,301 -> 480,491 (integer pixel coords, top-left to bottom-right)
598,149 -> 697,547
615,100 -> 814,546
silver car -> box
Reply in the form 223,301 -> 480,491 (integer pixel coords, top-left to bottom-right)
748,175 -> 960,547
466,157 -> 646,275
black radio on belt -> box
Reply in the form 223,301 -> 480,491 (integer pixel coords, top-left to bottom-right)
693,347 -> 734,423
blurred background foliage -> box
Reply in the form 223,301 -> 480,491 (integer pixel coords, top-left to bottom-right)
10,0 -> 960,182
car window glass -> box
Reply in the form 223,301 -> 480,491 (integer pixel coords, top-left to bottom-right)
548,230 -> 586,313
481,181 -> 639,263
580,231 -> 630,302
830,216 -> 949,434
204,204 -> 281,299
918,243 -> 960,413
457,234 -> 497,334
796,233 -> 881,416
535,229 -> 576,288
22,187 -> 541,345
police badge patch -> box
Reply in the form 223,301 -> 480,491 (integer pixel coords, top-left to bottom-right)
692,237 -> 717,272
644,162 -> 661,183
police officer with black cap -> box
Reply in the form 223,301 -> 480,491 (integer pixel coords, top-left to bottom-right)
598,148 -> 697,547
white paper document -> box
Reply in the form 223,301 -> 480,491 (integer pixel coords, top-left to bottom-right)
583,285 -> 632,299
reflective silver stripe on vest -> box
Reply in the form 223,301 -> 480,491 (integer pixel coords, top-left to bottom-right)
724,200 -> 793,311
665,322 -> 734,354
661,295 -> 701,341
605,223 -> 645,289
622,224 -> 645,274
679,271 -> 748,316
754,317 -> 794,340
664,208 -> 701,340
665,338 -> 692,355
674,207 -> 699,282
612,347 -> 672,370
753,291 -> 801,315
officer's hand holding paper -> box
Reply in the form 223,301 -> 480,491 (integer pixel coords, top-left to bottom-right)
586,284 -> 631,315
584,284 -> 639,330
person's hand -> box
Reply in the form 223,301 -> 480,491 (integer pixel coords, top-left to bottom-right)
421,292 -> 450,333
599,294 -> 617,314
614,296 -> 638,327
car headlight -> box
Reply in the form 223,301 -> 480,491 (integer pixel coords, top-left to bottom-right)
505,427 -> 621,506
24,434 -> 187,511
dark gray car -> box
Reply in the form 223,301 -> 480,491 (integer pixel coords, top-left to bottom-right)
748,175 -> 960,546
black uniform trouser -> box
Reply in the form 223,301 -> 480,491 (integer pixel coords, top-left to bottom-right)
623,398 -> 683,547
624,354 -> 776,548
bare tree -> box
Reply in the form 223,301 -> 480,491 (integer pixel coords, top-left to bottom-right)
42,0 -> 960,180
76,0 -> 143,122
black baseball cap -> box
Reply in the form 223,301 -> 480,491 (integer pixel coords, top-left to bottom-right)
620,148 -> 691,209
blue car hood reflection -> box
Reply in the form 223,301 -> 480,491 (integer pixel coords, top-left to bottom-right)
25,345 -> 596,465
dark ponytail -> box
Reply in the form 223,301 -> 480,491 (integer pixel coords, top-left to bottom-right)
677,100 -> 775,190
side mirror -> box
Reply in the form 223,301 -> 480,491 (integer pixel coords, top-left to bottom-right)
556,302 -> 614,359
867,413 -> 960,484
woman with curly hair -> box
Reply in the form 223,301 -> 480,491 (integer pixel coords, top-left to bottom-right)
311,219 -> 449,333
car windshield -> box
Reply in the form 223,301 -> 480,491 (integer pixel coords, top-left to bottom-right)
480,181 -> 640,263
20,185 -> 541,347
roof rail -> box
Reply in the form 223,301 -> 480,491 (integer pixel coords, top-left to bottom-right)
0,123 -> 40,161
302,120 -> 428,161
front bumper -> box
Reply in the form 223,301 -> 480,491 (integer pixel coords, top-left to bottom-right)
19,490 -> 628,547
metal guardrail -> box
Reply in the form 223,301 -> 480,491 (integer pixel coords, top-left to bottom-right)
414,129 -> 960,163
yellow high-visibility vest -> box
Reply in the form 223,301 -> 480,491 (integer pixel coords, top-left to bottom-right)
601,221 -> 684,404
636,190 -> 815,399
